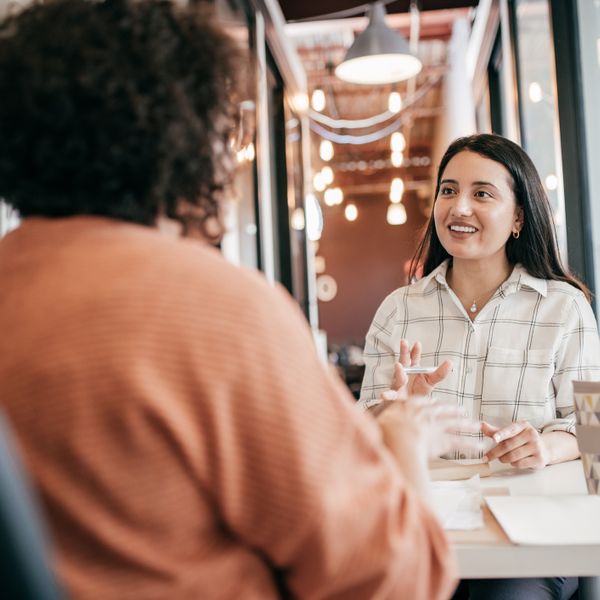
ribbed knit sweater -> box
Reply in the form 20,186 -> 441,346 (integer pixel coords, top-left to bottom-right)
0,216 -> 454,599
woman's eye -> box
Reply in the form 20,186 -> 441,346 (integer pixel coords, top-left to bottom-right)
475,190 -> 492,198
440,187 -> 455,195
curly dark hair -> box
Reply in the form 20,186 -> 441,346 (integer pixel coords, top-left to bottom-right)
0,0 -> 246,238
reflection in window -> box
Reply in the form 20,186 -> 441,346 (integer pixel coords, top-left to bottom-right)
514,0 -> 567,260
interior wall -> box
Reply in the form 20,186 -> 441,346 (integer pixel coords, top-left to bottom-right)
317,192 -> 428,346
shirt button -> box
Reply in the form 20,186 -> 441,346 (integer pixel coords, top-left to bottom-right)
459,453 -> 467,460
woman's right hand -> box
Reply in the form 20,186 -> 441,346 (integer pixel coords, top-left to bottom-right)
390,339 -> 452,397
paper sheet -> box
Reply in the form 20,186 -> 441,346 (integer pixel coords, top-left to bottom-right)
429,475 -> 484,530
486,495 -> 600,545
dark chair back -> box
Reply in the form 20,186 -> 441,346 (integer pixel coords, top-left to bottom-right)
0,413 -> 63,599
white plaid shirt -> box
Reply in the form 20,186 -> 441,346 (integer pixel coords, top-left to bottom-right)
359,261 -> 600,449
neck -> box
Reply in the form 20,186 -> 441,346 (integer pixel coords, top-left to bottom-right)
447,257 -> 513,313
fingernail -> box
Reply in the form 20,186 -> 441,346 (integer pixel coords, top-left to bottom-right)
493,434 -> 502,443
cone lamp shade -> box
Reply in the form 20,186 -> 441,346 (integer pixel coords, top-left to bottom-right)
335,2 -> 422,85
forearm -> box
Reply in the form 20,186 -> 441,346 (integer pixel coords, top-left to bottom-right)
542,431 -> 580,465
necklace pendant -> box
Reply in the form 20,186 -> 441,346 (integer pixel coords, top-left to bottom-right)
469,301 -> 477,313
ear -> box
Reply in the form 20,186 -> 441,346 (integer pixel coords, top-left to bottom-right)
514,206 -> 524,232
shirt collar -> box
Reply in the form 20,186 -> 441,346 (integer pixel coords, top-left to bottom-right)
419,260 -> 547,297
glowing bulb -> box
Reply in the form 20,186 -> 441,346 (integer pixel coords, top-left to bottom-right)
390,132 -> 406,153
545,174 -> 558,191
311,89 -> 326,112
290,207 -> 305,231
529,82 -> 543,103
324,188 -> 337,206
292,92 -> 309,113
345,203 -> 358,221
388,91 -> 402,113
313,172 -> 326,192
390,177 -> 405,203
305,193 -> 323,241
244,142 -> 255,162
333,187 -> 344,205
387,203 -> 407,225
321,166 -> 334,185
319,140 -> 334,162
391,151 -> 403,168
236,149 -> 246,163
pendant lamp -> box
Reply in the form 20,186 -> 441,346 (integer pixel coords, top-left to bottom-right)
335,1 -> 422,85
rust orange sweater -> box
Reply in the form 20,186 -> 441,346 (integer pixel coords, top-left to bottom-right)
0,217 -> 455,599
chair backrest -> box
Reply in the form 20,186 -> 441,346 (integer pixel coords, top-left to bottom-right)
0,412 -> 63,600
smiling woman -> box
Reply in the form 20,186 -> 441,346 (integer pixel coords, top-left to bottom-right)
359,132 -> 600,600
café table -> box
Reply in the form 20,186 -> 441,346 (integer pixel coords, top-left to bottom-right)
430,459 -> 600,599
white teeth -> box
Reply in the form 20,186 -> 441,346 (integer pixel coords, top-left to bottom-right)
450,225 -> 477,233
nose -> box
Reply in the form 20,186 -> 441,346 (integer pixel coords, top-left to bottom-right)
450,192 -> 473,216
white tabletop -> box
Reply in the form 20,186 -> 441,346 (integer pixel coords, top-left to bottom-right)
444,460 -> 600,579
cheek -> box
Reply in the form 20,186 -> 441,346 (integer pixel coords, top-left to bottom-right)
433,202 -> 445,231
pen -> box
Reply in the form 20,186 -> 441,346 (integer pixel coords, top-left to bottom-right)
402,366 -> 439,374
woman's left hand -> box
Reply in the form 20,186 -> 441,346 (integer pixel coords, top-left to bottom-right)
482,421 -> 550,469
391,339 -> 452,397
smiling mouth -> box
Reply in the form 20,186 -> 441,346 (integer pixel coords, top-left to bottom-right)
449,225 -> 478,233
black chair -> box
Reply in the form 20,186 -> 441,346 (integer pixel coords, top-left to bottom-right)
0,412 -> 63,599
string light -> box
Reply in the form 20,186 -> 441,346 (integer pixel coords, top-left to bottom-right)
311,89 -> 326,112
290,207 -> 305,231
391,151 -> 403,167
389,177 -> 405,203
388,91 -> 402,113
528,82 -> 542,103
324,187 -> 344,207
321,166 -> 334,185
545,174 -> 558,191
345,203 -> 358,221
320,140 -> 334,161
390,132 -> 406,153
387,203 -> 407,225
313,172 -> 326,192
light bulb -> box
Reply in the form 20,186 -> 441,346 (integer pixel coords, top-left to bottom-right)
321,166 -> 334,185
390,132 -> 406,153
292,92 -> 309,113
545,174 -> 558,191
319,140 -> 334,162
313,172 -> 326,192
324,188 -> 337,207
244,142 -> 255,162
345,203 -> 358,221
388,91 -> 402,113
311,89 -> 326,112
290,207 -> 305,231
387,202 -> 407,225
305,194 -> 323,241
390,177 -> 405,203
391,151 -> 403,167
529,82 -> 543,103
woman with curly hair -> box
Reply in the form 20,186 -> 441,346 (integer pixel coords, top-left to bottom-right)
0,1 -> 476,598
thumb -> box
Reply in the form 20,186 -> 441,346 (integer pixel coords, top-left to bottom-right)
481,421 -> 499,438
423,359 -> 452,387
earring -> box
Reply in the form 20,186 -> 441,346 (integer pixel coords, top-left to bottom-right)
512,230 -> 520,239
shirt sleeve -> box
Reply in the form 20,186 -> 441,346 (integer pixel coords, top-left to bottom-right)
358,293 -> 400,410
545,292 -> 600,434
198,282 -> 456,600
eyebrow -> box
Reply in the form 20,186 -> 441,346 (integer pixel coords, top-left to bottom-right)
440,178 -> 500,190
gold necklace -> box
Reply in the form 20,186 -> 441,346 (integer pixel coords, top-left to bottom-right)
468,286 -> 500,314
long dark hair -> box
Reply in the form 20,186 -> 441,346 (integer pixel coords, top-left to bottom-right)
409,134 -> 591,301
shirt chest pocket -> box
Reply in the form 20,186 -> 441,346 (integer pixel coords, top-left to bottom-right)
480,347 -> 555,429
